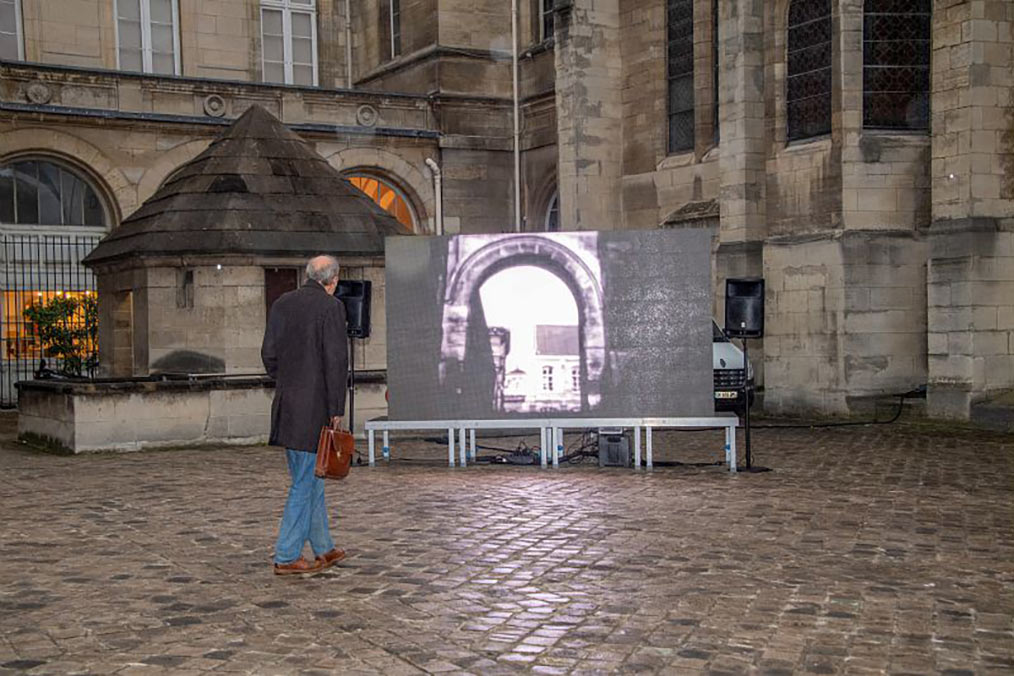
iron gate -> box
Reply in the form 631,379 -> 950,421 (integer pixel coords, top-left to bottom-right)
0,233 -> 101,407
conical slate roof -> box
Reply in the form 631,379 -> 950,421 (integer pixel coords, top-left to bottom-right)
83,106 -> 411,266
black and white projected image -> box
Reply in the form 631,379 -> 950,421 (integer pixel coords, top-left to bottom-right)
384,228 -> 715,421
439,233 -> 604,415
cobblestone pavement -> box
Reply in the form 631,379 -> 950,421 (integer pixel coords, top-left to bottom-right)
0,414 -> 1012,675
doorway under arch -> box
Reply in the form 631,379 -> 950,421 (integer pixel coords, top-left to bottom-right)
439,233 -> 605,415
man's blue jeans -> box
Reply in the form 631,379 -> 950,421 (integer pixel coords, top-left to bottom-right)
274,449 -> 335,564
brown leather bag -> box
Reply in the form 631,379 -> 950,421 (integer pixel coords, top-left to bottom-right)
315,416 -> 354,480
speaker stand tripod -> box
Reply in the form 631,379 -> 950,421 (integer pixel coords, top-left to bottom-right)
739,338 -> 771,473
347,336 -> 356,436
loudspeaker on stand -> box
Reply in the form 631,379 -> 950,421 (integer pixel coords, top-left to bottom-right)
725,277 -> 764,339
336,280 -> 372,339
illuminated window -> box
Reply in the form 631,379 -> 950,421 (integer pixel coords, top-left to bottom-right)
787,0 -> 832,141
261,0 -> 317,86
0,0 -> 23,61
116,0 -> 180,75
863,0 -> 930,130
1,159 -> 105,382
346,174 -> 416,231
542,365 -> 553,391
0,160 -> 107,228
3,290 -> 96,363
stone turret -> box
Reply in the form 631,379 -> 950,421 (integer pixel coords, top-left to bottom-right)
83,105 -> 410,377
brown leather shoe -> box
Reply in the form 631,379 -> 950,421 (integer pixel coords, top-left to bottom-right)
315,548 -> 346,569
273,556 -> 323,576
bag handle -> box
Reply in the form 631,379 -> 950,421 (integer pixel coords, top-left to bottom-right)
329,416 -> 343,431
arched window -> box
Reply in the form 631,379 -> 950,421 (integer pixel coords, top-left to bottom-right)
786,0 -> 832,141
0,159 -> 108,229
667,0 -> 695,153
544,191 -> 559,231
863,0 -> 930,130
0,158 -> 109,404
345,174 -> 416,231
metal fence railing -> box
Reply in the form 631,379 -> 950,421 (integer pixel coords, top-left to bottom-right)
1,233 -> 101,407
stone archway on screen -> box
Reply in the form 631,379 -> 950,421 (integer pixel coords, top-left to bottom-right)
438,233 -> 605,413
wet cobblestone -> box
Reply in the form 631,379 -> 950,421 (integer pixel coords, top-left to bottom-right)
0,415 -> 1012,674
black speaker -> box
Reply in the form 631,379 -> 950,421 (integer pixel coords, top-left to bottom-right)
335,280 -> 372,339
725,277 -> 764,339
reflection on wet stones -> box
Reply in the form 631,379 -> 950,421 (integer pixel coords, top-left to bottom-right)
164,616 -> 202,626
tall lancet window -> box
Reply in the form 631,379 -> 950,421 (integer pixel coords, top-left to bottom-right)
667,0 -> 695,153
863,0 -> 931,130
787,0 -> 832,141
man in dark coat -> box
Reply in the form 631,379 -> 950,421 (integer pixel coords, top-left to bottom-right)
261,255 -> 348,575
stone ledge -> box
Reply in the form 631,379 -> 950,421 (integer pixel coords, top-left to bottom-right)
16,372 -> 389,452
16,375 -> 275,396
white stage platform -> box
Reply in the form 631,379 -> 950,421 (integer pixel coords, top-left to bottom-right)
364,415 -> 740,472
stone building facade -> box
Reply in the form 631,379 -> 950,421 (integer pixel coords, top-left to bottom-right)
1,0 -> 1012,420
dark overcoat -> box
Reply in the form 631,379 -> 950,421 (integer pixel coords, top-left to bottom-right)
261,280 -> 348,452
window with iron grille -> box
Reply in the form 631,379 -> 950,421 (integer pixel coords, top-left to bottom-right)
786,0 -> 831,141
863,0 -> 930,130
712,0 -> 719,144
667,0 -> 694,153
0,158 -> 108,406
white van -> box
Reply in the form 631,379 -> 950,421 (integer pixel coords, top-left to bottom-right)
713,320 -> 754,411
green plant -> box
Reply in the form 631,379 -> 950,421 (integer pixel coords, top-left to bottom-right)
23,294 -> 98,377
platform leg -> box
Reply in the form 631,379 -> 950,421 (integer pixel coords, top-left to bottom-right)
540,428 -> 548,468
728,425 -> 737,474
448,427 -> 455,467
459,427 -> 467,467
368,429 -> 375,467
646,427 -> 653,469
553,427 -> 561,468
633,426 -> 641,469
469,429 -> 476,460
382,430 -> 390,462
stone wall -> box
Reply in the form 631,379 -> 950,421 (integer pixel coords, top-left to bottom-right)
764,230 -> 928,415
20,0 -> 115,70
17,378 -> 273,453
927,0 -> 1014,419
927,221 -> 1014,417
147,265 -> 266,375
17,376 -> 387,453
96,264 -> 266,377
554,0 -> 623,232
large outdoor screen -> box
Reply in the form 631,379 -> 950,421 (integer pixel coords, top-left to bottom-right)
385,229 -> 715,420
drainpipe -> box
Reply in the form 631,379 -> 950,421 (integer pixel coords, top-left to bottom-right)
344,0 -> 353,88
425,157 -> 443,235
511,0 -> 521,232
